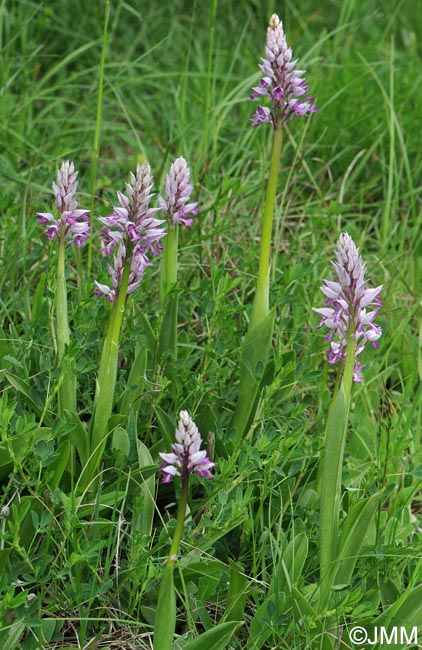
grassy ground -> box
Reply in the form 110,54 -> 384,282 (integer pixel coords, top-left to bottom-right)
1,0 -> 422,648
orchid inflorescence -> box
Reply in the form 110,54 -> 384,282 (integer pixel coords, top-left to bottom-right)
37,161 -> 90,247
159,411 -> 215,483
158,157 -> 198,228
314,232 -> 383,382
250,14 -> 317,128
94,162 -> 166,302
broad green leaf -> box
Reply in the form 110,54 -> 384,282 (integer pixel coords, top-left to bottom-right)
158,294 -> 178,360
372,582 -> 422,632
271,531 -> 308,596
132,440 -> 156,536
135,308 -> 156,352
126,408 -> 139,461
333,493 -> 381,590
222,560 -> 248,623
231,308 -> 276,440
319,380 -> 350,608
119,344 -> 147,417
40,618 -> 56,644
31,272 -> 47,320
0,443 -> 13,480
153,564 -> 176,650
379,577 -> 401,608
182,620 -> 244,650
111,426 -> 130,466
0,549 -> 11,573
249,593 -> 285,648
65,412 -> 89,468
291,585 -> 317,618
51,439 -> 70,489
0,621 -> 25,650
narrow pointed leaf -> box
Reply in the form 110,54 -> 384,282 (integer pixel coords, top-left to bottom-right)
153,564 -> 176,650
231,307 -> 275,440
334,493 -> 381,588
119,344 -> 147,416
158,294 -> 178,361
183,620 -> 244,650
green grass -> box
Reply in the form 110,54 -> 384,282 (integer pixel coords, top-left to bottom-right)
1,0 -> 422,648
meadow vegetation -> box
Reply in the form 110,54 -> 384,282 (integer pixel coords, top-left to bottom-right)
1,0 -> 422,648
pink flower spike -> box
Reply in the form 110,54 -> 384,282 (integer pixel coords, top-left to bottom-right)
36,161 -> 90,247
313,232 -> 383,382
158,157 -> 198,227
95,162 -> 166,302
159,411 -> 215,483
250,14 -> 317,128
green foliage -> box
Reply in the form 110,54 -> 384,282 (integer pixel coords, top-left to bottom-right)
1,0 -> 421,647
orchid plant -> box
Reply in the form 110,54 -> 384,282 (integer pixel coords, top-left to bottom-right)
315,232 -> 382,607
85,162 -> 166,487
36,157 -> 199,489
37,161 -> 90,420
158,157 -> 198,360
231,14 -> 317,440
153,411 -> 215,649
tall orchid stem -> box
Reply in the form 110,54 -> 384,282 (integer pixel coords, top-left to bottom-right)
160,225 -> 179,306
153,474 -> 188,649
159,225 -> 179,360
56,239 -> 76,417
319,329 -> 355,609
167,473 -> 189,567
250,124 -> 283,332
84,259 -> 131,488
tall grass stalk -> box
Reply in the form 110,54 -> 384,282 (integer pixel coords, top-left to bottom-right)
87,0 -> 110,274
56,239 -> 76,417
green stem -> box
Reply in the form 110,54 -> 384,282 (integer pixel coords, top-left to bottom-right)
56,239 -> 76,417
160,224 -> 179,307
87,0 -> 110,274
159,224 -> 179,360
56,240 -> 69,361
250,124 -> 283,332
167,474 -> 189,567
84,260 -> 131,487
319,331 -> 355,609
152,475 -> 188,650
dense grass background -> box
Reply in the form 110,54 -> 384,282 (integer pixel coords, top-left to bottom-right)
1,0 -> 422,648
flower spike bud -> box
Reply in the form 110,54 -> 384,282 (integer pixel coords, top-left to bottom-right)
95,162 -> 166,302
158,157 -> 198,227
250,14 -> 317,128
37,160 -> 90,246
313,232 -> 383,382
159,411 -> 216,483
